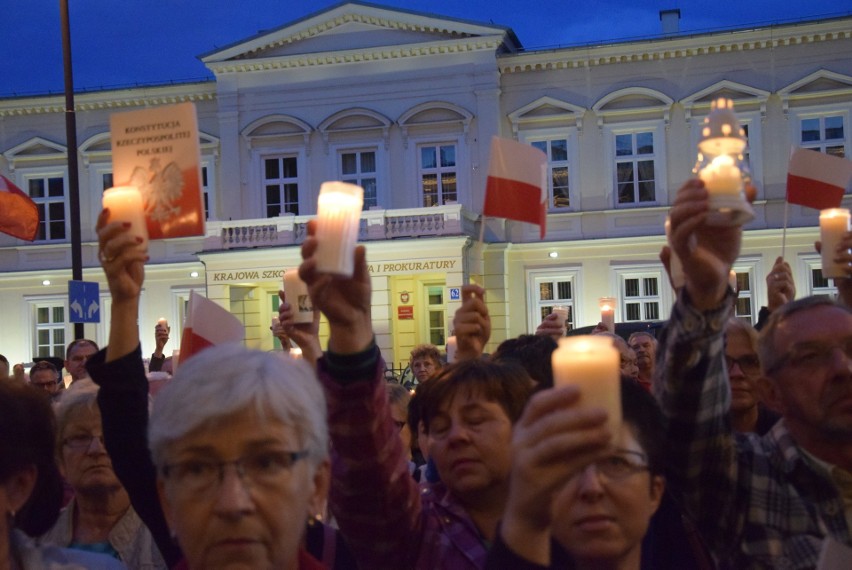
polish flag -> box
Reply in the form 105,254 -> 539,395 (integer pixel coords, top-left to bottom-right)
0,174 -> 39,241
786,148 -> 852,210
483,137 -> 548,239
178,291 -> 245,364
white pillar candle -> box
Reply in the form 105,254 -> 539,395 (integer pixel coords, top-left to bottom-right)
820,208 -> 851,278
551,305 -> 569,331
664,217 -> 685,289
699,154 -> 742,196
171,349 -> 180,373
283,268 -> 314,324
315,182 -> 364,277
271,316 -> 280,331
552,335 -> 621,435
102,186 -> 149,250
157,317 -> 169,329
445,336 -> 457,364
728,269 -> 738,292
289,347 -> 303,359
598,298 -> 615,333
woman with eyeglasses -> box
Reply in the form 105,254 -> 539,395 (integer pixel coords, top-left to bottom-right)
79,209 -> 364,570
38,379 -> 166,568
0,381 -> 125,569
488,378 -> 711,569
724,318 -> 780,435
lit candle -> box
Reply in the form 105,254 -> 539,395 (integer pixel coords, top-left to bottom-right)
445,336 -> 457,364
699,155 -> 742,196
157,317 -> 169,329
664,217 -> 685,289
315,182 -> 364,277
820,208 -> 851,278
598,297 -> 615,333
171,349 -> 180,373
551,306 -> 569,331
283,269 -> 313,324
728,270 -> 738,292
551,336 -> 621,435
102,186 -> 149,250
271,316 -> 280,331
289,347 -> 303,359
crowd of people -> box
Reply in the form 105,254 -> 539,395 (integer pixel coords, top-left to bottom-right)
2,177 -> 851,569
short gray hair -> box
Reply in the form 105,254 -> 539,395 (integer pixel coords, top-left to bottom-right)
149,344 -> 328,471
758,296 -> 852,376
54,379 -> 100,450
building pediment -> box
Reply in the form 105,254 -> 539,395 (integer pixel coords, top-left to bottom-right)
200,2 -> 518,73
3,136 -> 67,167
508,96 -> 586,134
681,80 -> 770,119
779,69 -> 852,109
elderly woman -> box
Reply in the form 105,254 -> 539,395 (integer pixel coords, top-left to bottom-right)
489,379 -> 712,569
0,381 -> 125,569
88,210 -> 349,569
39,379 -> 165,568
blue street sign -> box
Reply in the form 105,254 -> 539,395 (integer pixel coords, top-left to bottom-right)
449,287 -> 461,301
68,280 -> 100,324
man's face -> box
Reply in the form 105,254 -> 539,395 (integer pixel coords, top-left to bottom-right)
628,335 -> 655,373
426,391 -> 513,499
725,328 -> 761,414
60,407 -> 123,495
768,306 -> 852,442
65,342 -> 97,381
30,369 -> 59,395
411,357 -> 439,383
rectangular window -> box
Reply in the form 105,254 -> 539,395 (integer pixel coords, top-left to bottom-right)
615,131 -> 656,206
621,274 -> 661,321
341,150 -> 378,209
28,174 -> 67,241
535,277 -> 575,330
263,156 -> 299,217
614,132 -> 656,205
201,165 -> 210,220
420,144 -> 457,207
801,115 -> 846,158
425,285 -> 446,347
531,139 -> 570,209
33,302 -> 67,359
733,269 -> 755,324
101,172 -> 113,191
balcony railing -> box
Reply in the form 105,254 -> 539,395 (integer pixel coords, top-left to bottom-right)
205,204 -> 476,250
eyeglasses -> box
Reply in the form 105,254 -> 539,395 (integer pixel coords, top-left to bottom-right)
725,354 -> 760,375
63,434 -> 105,450
32,380 -> 59,389
765,337 -> 852,375
578,450 -> 649,481
161,450 -> 309,495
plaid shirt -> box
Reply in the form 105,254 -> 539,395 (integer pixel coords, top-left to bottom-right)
318,345 -> 489,570
656,292 -> 851,569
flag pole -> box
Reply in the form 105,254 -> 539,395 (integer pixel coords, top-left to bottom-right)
781,199 -> 789,261
478,214 -> 486,245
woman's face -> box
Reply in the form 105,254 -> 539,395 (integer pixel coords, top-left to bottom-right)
157,407 -> 327,570
551,424 -> 664,566
59,406 -> 123,495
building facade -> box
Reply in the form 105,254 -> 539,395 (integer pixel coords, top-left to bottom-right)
1,2 -> 851,369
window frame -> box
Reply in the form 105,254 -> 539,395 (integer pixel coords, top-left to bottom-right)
799,254 -> 839,299
338,147 -> 380,209
526,267 -> 582,334
26,296 -> 69,360
612,264 -> 673,323
604,122 -> 667,209
731,257 -> 763,325
22,167 -> 69,242
260,152 -> 302,218
417,142 -> 459,208
794,109 -> 849,159
519,127 -> 579,212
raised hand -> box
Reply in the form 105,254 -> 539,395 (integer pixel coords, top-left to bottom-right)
452,284 -> 490,361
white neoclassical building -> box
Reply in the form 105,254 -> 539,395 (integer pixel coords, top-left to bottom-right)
1,2 -> 851,369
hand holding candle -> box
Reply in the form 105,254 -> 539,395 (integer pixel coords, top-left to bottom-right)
102,186 -> 149,251
315,181 -> 364,277
820,208 -> 851,278
551,335 -> 621,435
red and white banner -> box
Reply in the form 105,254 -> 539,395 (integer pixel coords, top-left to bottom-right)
786,148 -> 852,210
178,291 -> 245,364
483,137 -> 548,239
0,174 -> 39,241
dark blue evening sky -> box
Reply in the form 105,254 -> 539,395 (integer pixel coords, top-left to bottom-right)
1,0 -> 850,97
